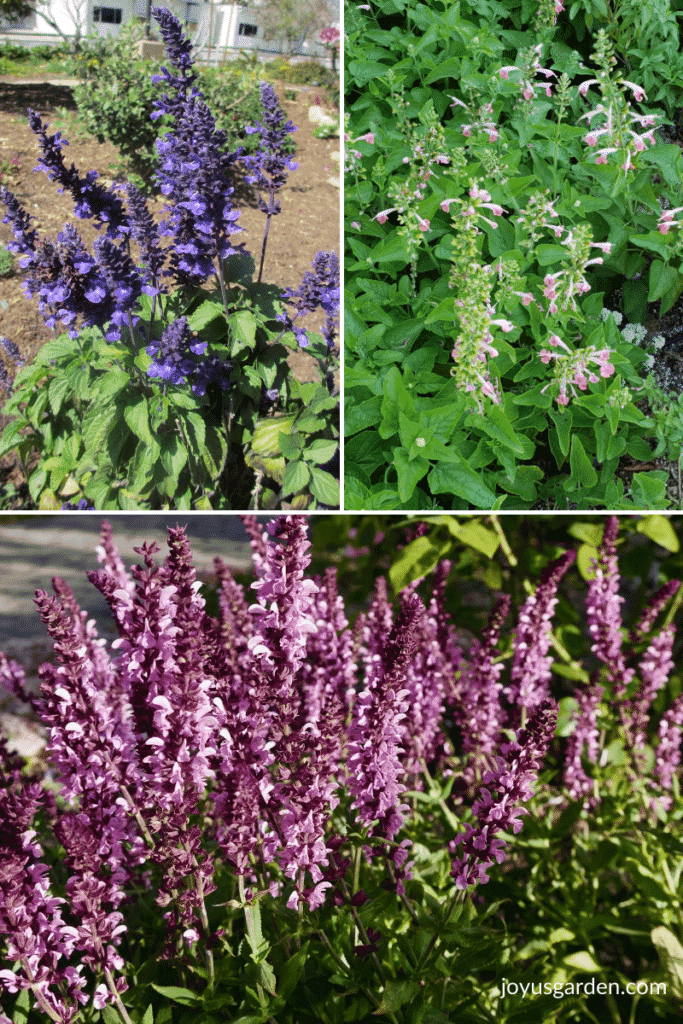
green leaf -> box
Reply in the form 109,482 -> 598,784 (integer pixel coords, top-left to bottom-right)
428,459 -> 497,509
374,979 -> 420,1014
389,534 -> 444,593
536,244 -> 569,266
140,1006 -> 154,1024
187,298 -> 225,332
637,514 -> 680,552
309,467 -> 340,506
250,415 -> 298,457
648,260 -> 679,303
304,438 -> 338,464
569,435 -> 598,488
282,459 -> 311,497
394,448 -> 430,503
278,432 -> 304,459
123,397 -> 154,448
230,309 -> 258,355
652,926 -> 683,998
345,396 -> 382,436
94,369 -> 131,403
449,520 -> 500,559
562,951 -> 601,972
12,985 -> 30,1024
48,376 -> 73,417
150,985 -> 200,1006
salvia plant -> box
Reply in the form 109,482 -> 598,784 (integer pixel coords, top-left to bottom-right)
345,0 -> 683,511
1,513 -> 683,1023
0,8 -> 339,511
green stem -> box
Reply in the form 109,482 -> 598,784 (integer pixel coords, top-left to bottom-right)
415,888 -> 465,975
489,514 -> 517,566
104,968 -> 135,1024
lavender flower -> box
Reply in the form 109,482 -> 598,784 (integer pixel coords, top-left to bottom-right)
146,316 -> 206,387
0,187 -> 37,258
124,183 -> 167,295
450,699 -> 558,889
585,516 -> 633,698
505,550 -> 576,720
347,593 -> 423,842
27,110 -> 127,238
151,7 -> 247,289
278,250 -> 340,350
20,224 -> 110,339
60,499 -> 95,510
243,81 -> 298,281
0,336 -> 24,367
563,680 -> 603,802
0,777 -> 85,1023
244,82 -> 299,215
457,595 -> 510,782
655,694 -> 683,801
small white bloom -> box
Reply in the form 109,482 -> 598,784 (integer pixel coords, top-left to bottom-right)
415,437 -> 426,447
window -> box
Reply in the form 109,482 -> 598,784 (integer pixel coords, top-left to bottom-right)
93,7 -> 123,24
238,23 -> 257,37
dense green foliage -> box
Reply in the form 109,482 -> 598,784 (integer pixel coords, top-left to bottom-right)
345,0 -> 683,510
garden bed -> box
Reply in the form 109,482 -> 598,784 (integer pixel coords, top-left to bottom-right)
0,46 -> 339,509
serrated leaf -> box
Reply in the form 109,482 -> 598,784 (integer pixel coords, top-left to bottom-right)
309,467 -> 339,506
374,979 -> 420,1014
187,298 -> 225,332
282,459 -> 311,496
230,309 -> 258,355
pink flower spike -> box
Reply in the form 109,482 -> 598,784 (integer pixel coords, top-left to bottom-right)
521,292 -> 533,306
449,95 -> 468,109
549,334 -> 562,348
545,86 -> 552,98
488,131 -> 499,143
595,153 -> 608,165
555,0 -> 564,11
523,87 -> 534,101
418,218 -> 431,232
585,133 -> 598,147
600,363 -> 615,378
557,393 -> 570,406
659,223 -> 673,235
589,373 -> 599,383
540,350 -> 552,364
364,133 -> 375,144
462,126 -> 472,137
500,68 -> 510,80
440,199 -> 453,212
375,208 -> 396,224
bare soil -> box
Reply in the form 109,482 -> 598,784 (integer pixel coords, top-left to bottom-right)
0,75 -> 340,502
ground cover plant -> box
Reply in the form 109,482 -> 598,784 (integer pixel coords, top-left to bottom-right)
2,512 -> 683,1022
0,9 -> 339,511
344,0 -> 683,511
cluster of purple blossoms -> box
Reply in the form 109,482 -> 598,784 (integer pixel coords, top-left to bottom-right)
450,700 -> 558,889
278,250 -> 340,353
2,518 -> 683,1018
150,6 -> 247,289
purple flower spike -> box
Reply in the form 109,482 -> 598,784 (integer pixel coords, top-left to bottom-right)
0,186 -> 37,257
27,110 -> 128,238
244,82 -> 299,217
151,7 -> 248,289
585,516 -> 633,698
506,550 -> 576,720
450,699 -> 557,890
278,250 -> 340,351
563,680 -> 603,802
347,593 -> 423,842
